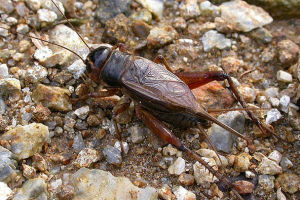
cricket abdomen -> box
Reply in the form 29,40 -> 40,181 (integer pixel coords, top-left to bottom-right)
152,111 -> 209,129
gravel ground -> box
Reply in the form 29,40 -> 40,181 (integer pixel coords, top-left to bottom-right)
0,0 -> 299,200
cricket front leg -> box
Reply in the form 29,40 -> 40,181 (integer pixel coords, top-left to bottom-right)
134,106 -> 232,189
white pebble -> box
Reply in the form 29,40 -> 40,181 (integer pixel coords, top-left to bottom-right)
74,106 -> 89,120
269,97 -> 280,107
168,157 -> 185,175
268,150 -> 282,164
0,182 -> 12,200
266,109 -> 282,124
38,8 -> 57,23
277,70 -> 292,83
173,186 -> 196,200
279,95 -> 290,113
34,46 -> 53,63
114,141 -> 129,154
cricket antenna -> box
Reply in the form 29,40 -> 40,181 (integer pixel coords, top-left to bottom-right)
0,26 -> 86,64
50,0 -> 92,52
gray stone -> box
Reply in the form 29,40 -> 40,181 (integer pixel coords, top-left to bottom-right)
250,27 -> 272,43
208,111 -> 245,153
96,0 -> 131,24
202,30 -> 231,52
264,87 -> 279,98
72,133 -> 85,152
268,150 -> 282,164
219,0 -> 273,32
258,175 -> 275,192
0,123 -> 50,160
0,98 -> 5,114
103,145 -> 122,165
280,157 -> 293,171
13,178 -> 48,200
0,146 -> 18,183
71,168 -> 157,200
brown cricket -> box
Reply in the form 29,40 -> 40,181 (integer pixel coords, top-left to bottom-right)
0,0 -> 281,198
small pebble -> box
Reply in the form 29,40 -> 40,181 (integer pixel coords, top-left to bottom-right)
73,148 -> 100,168
275,173 -> 300,194
245,170 -> 256,179
266,109 -> 282,124
103,145 -> 122,166
0,64 -> 9,79
257,157 -> 282,175
74,106 -> 89,120
280,157 -> 293,171
279,95 -> 290,113
0,182 -> 12,200
268,150 -> 282,164
234,152 -> 252,172
173,186 -> 196,200
168,157 -> 185,175
258,175 -> 275,192
158,185 -> 175,200
232,180 -> 254,194
38,8 -> 57,23
277,188 -> 287,200
34,46 -> 53,63
277,70 -> 293,83
114,141 -> 129,154
178,173 -> 194,186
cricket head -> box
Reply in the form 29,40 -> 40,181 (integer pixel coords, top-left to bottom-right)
85,45 -> 112,83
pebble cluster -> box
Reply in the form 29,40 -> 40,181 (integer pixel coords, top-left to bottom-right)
0,0 -> 299,199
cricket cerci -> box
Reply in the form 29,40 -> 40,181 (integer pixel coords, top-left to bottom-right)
1,0 -> 283,199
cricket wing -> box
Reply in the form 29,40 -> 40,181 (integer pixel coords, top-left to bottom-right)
121,58 -> 199,112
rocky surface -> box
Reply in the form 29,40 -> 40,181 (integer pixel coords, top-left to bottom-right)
0,0 -> 299,199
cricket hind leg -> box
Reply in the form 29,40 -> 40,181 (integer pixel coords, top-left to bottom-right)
176,70 -> 281,141
134,105 -> 244,199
